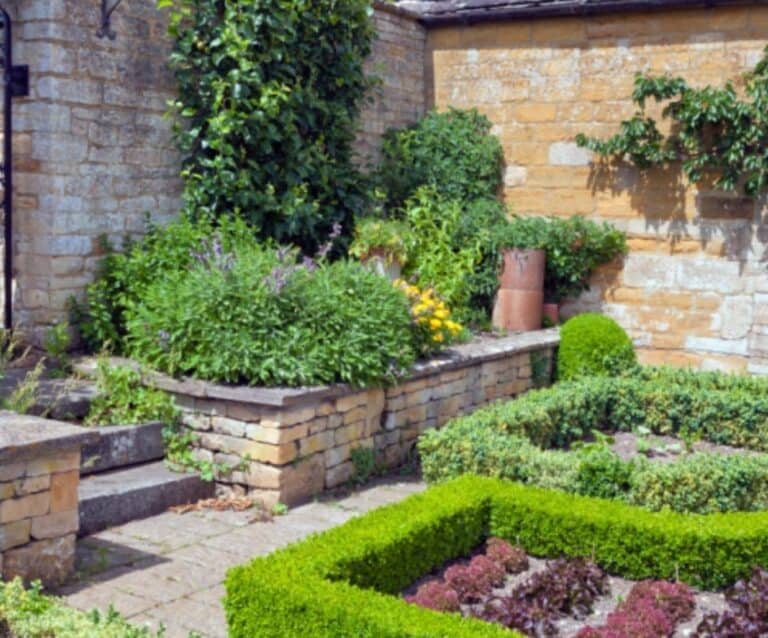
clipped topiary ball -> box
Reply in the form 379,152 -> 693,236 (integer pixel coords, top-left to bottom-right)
558,313 -> 636,380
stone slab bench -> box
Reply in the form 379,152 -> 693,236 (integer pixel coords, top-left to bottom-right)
0,412 -> 97,587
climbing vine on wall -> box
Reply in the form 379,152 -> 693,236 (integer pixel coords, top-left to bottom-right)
576,45 -> 768,196
157,0 -> 375,252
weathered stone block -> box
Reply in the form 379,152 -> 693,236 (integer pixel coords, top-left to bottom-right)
325,445 -> 351,469
0,492 -> 50,524
298,430 -> 336,457
336,392 -> 368,413
13,475 -> 51,497
0,464 -> 25,482
325,462 -> 354,489
2,534 -> 76,587
50,470 -> 79,513
246,423 -> 308,445
334,422 -> 365,446
30,509 -> 78,540
26,451 -> 80,477
211,416 -> 247,438
0,519 -> 32,552
279,455 -> 325,505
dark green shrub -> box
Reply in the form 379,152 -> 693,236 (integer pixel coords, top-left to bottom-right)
558,313 -> 637,380
378,108 -> 504,209
224,475 -> 768,637
164,0 -> 375,252
573,446 -> 634,500
124,246 -> 416,388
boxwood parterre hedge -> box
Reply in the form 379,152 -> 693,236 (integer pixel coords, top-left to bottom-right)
224,475 -> 768,637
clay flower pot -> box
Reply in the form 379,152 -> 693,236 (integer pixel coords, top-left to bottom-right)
542,302 -> 560,326
492,249 -> 545,332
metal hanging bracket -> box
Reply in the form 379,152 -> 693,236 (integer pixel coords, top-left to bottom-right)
97,0 -> 124,39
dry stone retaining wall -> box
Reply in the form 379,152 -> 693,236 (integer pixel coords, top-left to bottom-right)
0,413 -> 95,587
153,331 -> 558,505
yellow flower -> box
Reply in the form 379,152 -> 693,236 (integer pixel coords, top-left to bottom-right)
430,319 -> 442,331
434,308 -> 449,320
432,333 -> 444,343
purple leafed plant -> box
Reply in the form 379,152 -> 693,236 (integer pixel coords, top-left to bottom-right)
405,580 -> 461,612
480,558 -> 609,636
469,555 -> 506,587
485,538 -> 529,574
444,563 -> 493,603
695,567 -> 768,637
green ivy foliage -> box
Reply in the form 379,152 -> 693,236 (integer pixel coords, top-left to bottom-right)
160,0 -> 375,252
576,46 -> 768,195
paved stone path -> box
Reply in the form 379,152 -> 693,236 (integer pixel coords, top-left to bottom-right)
57,478 -> 426,638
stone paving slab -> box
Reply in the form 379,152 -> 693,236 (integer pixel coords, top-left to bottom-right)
57,478 -> 426,637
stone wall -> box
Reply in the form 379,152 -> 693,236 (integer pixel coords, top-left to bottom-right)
0,1 -> 424,339
2,0 -> 181,339
356,2 -> 427,166
0,413 -> 94,587
426,5 -> 768,373
152,331 -> 558,506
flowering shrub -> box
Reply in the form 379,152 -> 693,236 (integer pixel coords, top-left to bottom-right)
395,279 -> 463,355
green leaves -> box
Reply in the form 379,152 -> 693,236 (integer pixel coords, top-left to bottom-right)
577,46 -> 768,195
167,0 -> 375,252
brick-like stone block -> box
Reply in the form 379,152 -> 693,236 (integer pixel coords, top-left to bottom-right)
0,492 -> 50,524
50,470 -> 79,513
211,416 -> 247,438
0,519 -> 32,552
2,534 -> 76,588
26,451 -> 80,477
13,475 -> 51,497
325,462 -> 354,489
30,509 -> 78,540
0,464 -> 25,482
279,455 -> 325,505
298,430 -> 336,457
325,445 -> 351,469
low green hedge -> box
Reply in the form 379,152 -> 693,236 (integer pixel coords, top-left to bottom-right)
224,476 -> 768,637
420,367 -> 768,476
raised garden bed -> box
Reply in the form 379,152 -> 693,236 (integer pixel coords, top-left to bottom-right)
224,476 -> 768,637
141,330 -> 558,505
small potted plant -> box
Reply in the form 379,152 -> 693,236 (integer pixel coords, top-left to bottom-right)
539,217 -> 627,322
491,217 -> 547,332
349,218 -> 412,281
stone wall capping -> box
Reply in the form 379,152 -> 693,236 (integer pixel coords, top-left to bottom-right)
0,412 -> 97,464
73,330 -> 559,410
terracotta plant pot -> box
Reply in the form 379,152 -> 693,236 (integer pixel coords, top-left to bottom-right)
542,302 -> 560,326
492,249 -> 545,332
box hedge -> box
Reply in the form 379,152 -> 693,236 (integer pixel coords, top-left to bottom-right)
224,476 -> 768,637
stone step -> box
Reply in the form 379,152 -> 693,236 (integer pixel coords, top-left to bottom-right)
78,461 -> 215,536
80,422 -> 165,475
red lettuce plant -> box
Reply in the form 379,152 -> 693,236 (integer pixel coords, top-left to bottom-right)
578,579 -> 694,638
444,563 -> 493,603
405,580 -> 460,612
486,538 -> 529,574
470,555 -> 506,587
481,558 -> 609,635
696,567 -> 768,637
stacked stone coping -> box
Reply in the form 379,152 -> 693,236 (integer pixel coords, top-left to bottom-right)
149,330 -> 559,506
0,412 -> 97,587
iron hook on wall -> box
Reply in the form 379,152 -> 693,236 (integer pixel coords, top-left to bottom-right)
97,0 -> 124,39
